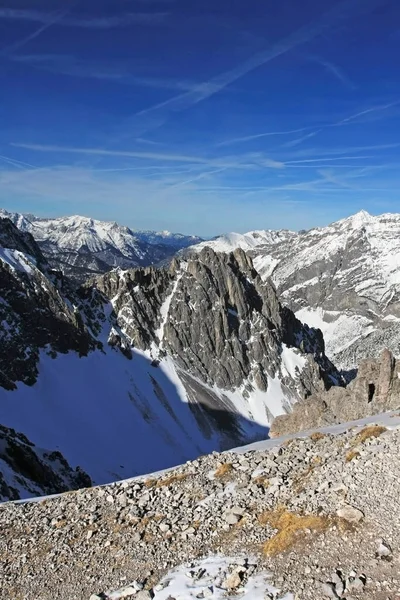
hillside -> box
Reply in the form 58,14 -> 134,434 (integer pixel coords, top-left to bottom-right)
1,412 -> 399,599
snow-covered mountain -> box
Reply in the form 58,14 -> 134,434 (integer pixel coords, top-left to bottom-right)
193,229 -> 296,253
0,218 -> 340,499
0,210 -> 202,283
190,210 -> 400,371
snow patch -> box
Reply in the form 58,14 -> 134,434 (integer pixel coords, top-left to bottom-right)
138,555 -> 293,600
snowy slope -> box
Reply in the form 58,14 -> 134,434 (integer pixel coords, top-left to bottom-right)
191,211 -> 400,370
0,209 -> 203,282
0,348 -> 264,488
192,229 -> 296,253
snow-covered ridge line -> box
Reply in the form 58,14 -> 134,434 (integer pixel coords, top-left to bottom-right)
0,209 -> 203,283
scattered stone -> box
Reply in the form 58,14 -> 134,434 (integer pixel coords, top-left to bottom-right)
336,505 -> 364,523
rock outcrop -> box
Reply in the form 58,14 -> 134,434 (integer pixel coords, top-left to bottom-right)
0,424 -> 91,501
270,349 -> 400,436
0,219 -> 94,390
91,247 -> 341,405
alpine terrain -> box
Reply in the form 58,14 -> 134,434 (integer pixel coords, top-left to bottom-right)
0,217 -> 340,500
1,213 -> 400,600
190,210 -> 400,372
0,209 -> 203,283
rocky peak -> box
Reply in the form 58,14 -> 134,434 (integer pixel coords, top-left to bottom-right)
92,248 -> 341,404
0,221 -> 93,389
0,218 -> 44,266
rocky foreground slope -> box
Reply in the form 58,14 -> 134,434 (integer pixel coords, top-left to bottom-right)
191,210 -> 400,371
1,414 -> 400,600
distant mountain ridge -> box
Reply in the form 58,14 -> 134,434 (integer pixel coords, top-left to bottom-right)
0,209 -> 203,283
189,210 -> 400,370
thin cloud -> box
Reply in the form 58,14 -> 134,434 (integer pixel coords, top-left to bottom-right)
0,7 -> 71,56
289,142 -> 400,159
11,142 -> 283,170
318,169 -> 356,189
285,155 -> 376,164
310,56 -> 356,89
335,101 -> 399,125
0,154 -> 38,169
0,8 -> 167,28
135,138 -> 165,146
282,130 -> 322,148
12,54 -> 217,93
216,128 -> 310,148
168,168 -> 227,189
136,0 -> 386,119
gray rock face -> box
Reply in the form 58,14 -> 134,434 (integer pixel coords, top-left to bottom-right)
190,211 -> 400,371
92,248 -> 341,405
0,225 -> 342,495
270,349 -> 400,436
0,424 -> 91,501
0,219 -> 94,390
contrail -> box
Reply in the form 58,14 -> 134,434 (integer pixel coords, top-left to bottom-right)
0,4 -> 76,56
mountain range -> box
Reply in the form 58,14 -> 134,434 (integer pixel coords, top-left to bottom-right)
190,210 -> 400,372
0,209 -> 203,283
2,208 -> 400,501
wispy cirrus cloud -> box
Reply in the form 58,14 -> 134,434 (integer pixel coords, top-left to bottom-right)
285,155 -> 376,164
135,0 -> 386,119
335,101 -> 399,125
0,7 -> 71,56
280,101 -> 399,149
12,54 -> 211,92
216,128 -> 310,148
0,8 -> 167,28
288,142 -> 400,159
281,130 -> 322,148
11,142 -> 285,170
309,55 -> 356,89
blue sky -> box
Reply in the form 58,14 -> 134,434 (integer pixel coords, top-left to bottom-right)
1,0 -> 400,236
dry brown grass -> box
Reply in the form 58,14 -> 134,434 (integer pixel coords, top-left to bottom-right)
253,475 -> 270,487
259,506 -> 332,556
144,478 -> 156,488
282,437 -> 300,448
144,473 -> 189,488
214,463 -> 234,478
53,519 -> 67,529
155,473 -> 189,487
309,432 -> 327,442
353,425 -> 386,445
346,449 -> 361,463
